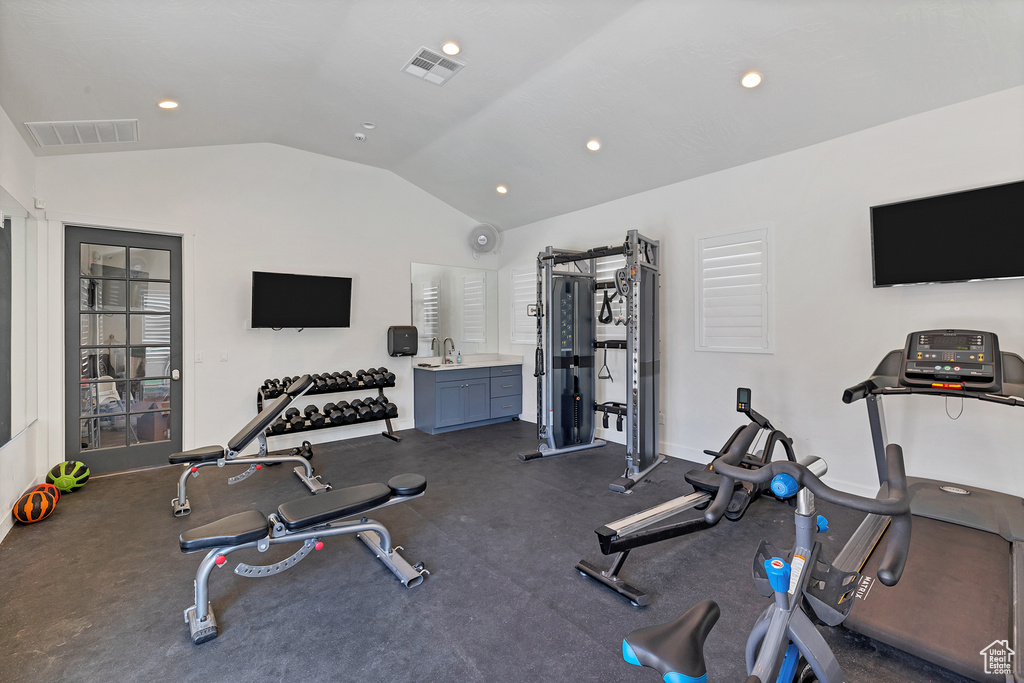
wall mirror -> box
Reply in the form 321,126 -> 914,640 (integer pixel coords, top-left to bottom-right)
410,263 -> 498,357
0,184 -> 39,447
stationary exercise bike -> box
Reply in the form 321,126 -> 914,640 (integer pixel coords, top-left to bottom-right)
622,425 -> 912,683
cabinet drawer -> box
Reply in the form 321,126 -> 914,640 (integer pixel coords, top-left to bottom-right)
490,395 -> 522,418
432,367 -> 490,382
490,364 -> 522,377
490,376 -> 522,398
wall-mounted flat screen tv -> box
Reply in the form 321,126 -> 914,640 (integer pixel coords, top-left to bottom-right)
871,179 -> 1024,287
251,271 -> 352,328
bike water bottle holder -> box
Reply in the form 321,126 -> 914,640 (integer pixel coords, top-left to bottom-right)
753,539 -> 860,625
803,554 -> 861,627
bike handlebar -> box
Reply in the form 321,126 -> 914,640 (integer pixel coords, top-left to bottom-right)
705,431 -> 912,587
701,423 -> 761,524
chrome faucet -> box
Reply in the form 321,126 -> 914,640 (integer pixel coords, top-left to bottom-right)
431,337 -> 440,357
443,337 -> 455,364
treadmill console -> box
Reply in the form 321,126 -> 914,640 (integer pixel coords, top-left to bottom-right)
900,329 -> 1001,393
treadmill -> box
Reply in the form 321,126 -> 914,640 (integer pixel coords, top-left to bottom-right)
837,329 -> 1024,682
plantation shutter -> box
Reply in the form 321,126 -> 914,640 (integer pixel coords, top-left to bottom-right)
695,227 -> 771,352
416,281 -> 439,348
462,273 -> 486,343
511,265 -> 536,344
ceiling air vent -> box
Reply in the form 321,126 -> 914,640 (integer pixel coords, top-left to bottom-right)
25,119 -> 138,147
401,47 -> 465,86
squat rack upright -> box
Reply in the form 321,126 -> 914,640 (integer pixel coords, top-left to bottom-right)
519,229 -> 665,492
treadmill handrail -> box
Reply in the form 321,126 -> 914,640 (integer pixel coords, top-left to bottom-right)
707,443 -> 912,586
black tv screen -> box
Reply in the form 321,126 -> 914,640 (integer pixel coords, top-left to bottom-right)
251,272 -> 351,328
871,179 -> 1024,287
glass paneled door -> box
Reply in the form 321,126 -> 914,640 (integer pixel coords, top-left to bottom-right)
65,226 -> 182,473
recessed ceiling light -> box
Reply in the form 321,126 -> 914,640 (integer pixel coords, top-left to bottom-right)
441,42 -> 460,56
586,139 -> 601,151
496,185 -> 508,194
741,72 -> 762,88
157,100 -> 178,109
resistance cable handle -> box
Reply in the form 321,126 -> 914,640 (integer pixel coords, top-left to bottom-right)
598,289 -> 614,324
708,443 -> 912,586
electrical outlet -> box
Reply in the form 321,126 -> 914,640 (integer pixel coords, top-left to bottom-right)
220,351 -> 229,362
659,411 -> 665,425
194,352 -> 203,363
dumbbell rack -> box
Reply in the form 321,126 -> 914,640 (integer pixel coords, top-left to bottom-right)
257,372 -> 401,443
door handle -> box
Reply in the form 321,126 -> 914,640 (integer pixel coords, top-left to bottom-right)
172,369 -> 180,381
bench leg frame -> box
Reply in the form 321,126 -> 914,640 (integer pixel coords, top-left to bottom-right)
172,455 -> 327,517
185,516 -> 426,644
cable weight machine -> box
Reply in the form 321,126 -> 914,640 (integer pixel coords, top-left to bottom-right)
518,230 -> 665,493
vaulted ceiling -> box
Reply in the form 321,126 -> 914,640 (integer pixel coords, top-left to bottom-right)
1,1 -> 1022,230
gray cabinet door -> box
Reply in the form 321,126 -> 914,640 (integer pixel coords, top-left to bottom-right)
436,380 -> 466,428
465,379 -> 490,423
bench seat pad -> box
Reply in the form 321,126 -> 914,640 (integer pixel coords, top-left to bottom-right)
169,445 -> 225,465
180,509 -> 269,552
277,483 -> 393,531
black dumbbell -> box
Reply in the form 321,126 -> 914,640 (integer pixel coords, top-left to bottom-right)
368,402 -> 385,419
323,401 -> 348,425
270,418 -> 288,433
304,405 -> 325,428
325,375 -> 340,391
381,371 -> 396,385
374,395 -> 398,418
332,401 -> 358,424
351,400 -> 371,420
325,402 -> 345,425
285,407 -> 305,430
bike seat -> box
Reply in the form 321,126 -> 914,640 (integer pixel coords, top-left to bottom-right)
623,599 -> 720,681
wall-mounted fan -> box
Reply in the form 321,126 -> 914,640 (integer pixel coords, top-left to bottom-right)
468,223 -> 500,259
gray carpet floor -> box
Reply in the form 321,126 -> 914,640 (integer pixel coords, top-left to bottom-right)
0,420 -> 971,682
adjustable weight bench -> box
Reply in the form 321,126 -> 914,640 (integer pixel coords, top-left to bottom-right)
180,472 -> 428,644
170,375 -> 329,517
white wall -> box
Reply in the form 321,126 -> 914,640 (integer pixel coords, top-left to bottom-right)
498,86 -> 1024,498
0,104 -> 48,541
35,142 -> 492,462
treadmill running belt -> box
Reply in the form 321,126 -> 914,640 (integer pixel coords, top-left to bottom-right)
845,516 -> 1010,682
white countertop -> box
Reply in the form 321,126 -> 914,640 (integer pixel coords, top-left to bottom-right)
413,353 -> 523,372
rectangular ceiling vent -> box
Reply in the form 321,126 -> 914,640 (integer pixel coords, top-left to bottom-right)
401,47 -> 465,86
25,119 -> 138,147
